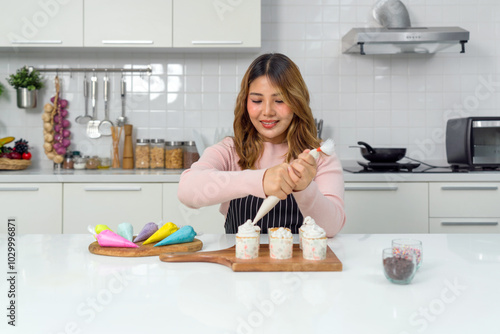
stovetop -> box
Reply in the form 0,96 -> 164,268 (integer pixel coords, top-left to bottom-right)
343,160 -> 471,173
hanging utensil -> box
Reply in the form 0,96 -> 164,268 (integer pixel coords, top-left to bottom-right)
116,74 -> 127,127
86,73 -> 101,139
75,74 -> 92,124
98,73 -> 113,136
318,119 -> 323,139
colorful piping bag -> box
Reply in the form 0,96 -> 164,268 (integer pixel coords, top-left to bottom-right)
117,222 -> 134,242
142,222 -> 179,245
95,224 -> 112,234
88,225 -> 138,248
134,222 -> 159,243
154,225 -> 196,247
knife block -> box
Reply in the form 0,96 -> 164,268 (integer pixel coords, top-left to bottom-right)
122,124 -> 134,169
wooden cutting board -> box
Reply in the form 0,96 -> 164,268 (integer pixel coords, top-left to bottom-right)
89,238 -> 203,257
159,244 -> 342,272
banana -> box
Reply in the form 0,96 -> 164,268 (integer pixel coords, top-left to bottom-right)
0,137 -> 15,148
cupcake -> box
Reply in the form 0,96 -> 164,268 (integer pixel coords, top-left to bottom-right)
235,220 -> 260,259
302,224 -> 328,261
269,227 -> 293,260
299,216 -> 317,249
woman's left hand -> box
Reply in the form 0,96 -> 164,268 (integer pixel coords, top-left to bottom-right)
288,149 -> 317,191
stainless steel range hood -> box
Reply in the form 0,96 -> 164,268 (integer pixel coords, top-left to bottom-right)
341,0 -> 470,55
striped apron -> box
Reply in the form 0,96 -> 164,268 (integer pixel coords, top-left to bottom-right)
224,194 -> 303,234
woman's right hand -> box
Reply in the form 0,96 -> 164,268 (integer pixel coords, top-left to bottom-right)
263,163 -> 296,200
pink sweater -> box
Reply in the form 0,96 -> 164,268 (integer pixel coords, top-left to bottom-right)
178,137 -> 346,237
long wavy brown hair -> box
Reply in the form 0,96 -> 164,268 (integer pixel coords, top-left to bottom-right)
233,53 -> 320,170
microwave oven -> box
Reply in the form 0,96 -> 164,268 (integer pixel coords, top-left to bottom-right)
446,117 -> 500,169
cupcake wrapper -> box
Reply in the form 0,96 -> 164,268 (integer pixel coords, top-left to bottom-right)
302,237 -> 327,261
269,237 -> 293,260
235,236 -> 259,259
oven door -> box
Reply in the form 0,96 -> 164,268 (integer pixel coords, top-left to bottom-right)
472,120 -> 500,166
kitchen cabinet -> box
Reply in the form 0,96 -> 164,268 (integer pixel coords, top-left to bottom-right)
429,183 -> 500,233
0,184 -> 62,234
62,183 -> 163,233
0,0 -> 83,47
173,0 -> 261,48
163,183 -> 225,234
84,0 -> 173,47
342,182 -> 429,233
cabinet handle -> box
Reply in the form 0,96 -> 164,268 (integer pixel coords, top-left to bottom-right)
0,187 -> 39,191
441,221 -> 498,226
191,40 -> 242,45
84,186 -> 142,192
441,186 -> 498,191
102,40 -> 153,45
345,185 -> 398,191
11,40 -> 62,44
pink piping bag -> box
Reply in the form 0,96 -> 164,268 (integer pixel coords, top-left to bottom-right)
88,225 -> 138,248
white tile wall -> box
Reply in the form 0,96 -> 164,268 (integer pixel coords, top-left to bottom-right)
1,0 -> 500,168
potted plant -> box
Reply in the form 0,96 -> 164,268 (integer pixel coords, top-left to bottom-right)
7,66 -> 44,109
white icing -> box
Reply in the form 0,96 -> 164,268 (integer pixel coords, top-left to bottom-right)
303,224 -> 326,238
271,227 -> 293,239
300,216 -> 317,232
237,220 -> 258,237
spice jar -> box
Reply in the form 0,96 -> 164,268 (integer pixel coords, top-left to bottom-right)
74,156 -> 87,170
63,153 -> 74,169
183,141 -> 200,169
85,156 -> 99,169
135,139 -> 150,169
98,157 -> 111,169
165,141 -> 183,169
150,139 -> 165,169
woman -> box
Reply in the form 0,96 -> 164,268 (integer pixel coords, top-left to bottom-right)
178,53 -> 345,237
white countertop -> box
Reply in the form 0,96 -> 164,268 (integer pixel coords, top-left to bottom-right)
1,233 -> 499,333
3,163 -> 500,183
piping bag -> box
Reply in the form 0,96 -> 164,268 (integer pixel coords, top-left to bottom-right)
88,225 -> 138,248
252,139 -> 335,225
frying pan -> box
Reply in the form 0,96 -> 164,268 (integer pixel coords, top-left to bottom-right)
355,141 -> 406,162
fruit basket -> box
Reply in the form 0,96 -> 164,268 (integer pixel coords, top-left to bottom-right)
0,158 -> 31,170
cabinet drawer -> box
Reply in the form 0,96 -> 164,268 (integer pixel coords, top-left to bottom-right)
63,183 -> 162,233
0,184 -> 62,234
342,182 -> 428,233
430,218 -> 500,233
429,183 -> 500,218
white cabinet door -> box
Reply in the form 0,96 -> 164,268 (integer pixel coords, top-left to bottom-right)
0,0 -> 83,47
163,183 -> 225,234
429,183 -> 500,218
0,184 -> 62,234
84,0 -> 173,47
342,182 -> 429,234
63,183 -> 163,233
173,0 -> 261,48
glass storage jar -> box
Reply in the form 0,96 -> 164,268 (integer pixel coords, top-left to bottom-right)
165,141 -> 183,169
98,157 -> 111,169
135,139 -> 150,169
63,153 -> 74,169
183,141 -> 200,169
85,156 -> 99,169
150,139 -> 165,169
73,156 -> 87,170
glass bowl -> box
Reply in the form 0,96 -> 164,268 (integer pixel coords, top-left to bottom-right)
392,238 -> 423,269
382,248 -> 417,285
